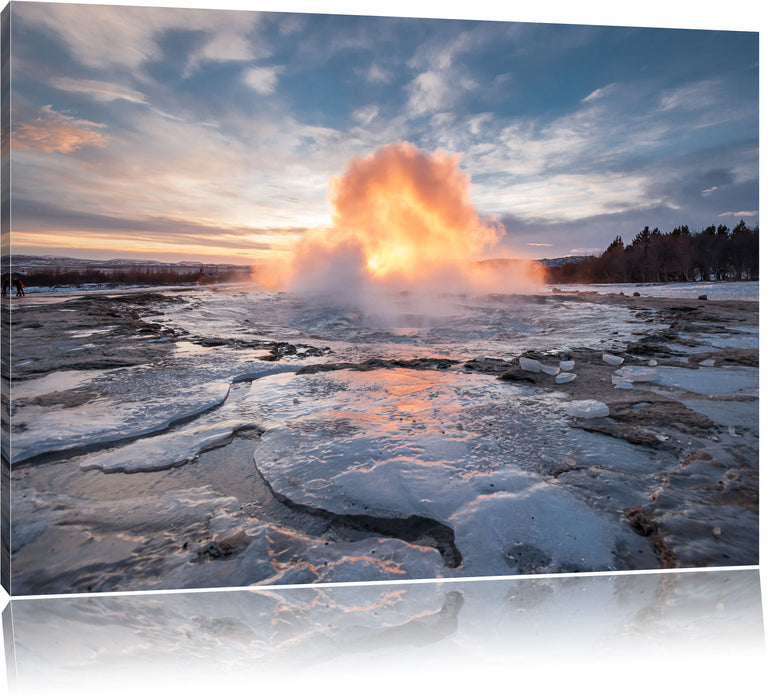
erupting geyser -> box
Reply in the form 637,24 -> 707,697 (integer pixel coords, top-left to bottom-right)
327,142 -> 502,280
254,142 -> 544,294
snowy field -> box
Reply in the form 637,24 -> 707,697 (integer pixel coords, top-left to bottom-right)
549,280 -> 759,301
6,282 -> 759,594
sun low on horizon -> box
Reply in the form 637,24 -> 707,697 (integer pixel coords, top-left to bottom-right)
6,3 -> 758,269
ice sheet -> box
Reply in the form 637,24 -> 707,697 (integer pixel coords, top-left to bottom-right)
12,381 -> 231,462
12,369 -> 114,398
81,419 -> 258,472
653,366 -> 758,396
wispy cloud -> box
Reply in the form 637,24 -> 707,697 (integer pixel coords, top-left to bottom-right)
718,210 -> 758,217
659,79 -> 723,112
582,83 -> 616,102
51,77 -> 148,104
17,3 -> 263,73
353,105 -> 379,127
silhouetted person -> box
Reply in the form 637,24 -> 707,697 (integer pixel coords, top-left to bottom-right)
14,278 -> 24,297
1,278 -> 8,296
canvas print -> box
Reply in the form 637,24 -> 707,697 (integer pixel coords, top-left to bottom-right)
0,2 -> 758,595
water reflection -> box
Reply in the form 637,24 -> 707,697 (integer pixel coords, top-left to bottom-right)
3,569 -> 764,698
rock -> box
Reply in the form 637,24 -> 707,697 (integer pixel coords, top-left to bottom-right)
541,363 -> 560,375
212,527 -> 249,555
602,353 -> 624,366
633,291 -> 641,297
566,400 -> 609,419
499,367 -> 538,383
559,360 -> 575,371
464,357 -> 513,375
647,359 -> 658,366
555,372 -> 576,384
698,294 -> 708,300
518,357 -> 543,373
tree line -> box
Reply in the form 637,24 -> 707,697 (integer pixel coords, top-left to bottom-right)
545,219 -> 758,284
9,266 -> 252,288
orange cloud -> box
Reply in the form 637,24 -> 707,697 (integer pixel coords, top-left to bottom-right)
13,106 -> 108,153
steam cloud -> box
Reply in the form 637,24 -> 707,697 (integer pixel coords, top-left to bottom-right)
254,142 -> 545,297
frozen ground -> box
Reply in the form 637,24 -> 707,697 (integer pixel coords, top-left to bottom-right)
550,280 -> 759,301
5,282 -> 759,593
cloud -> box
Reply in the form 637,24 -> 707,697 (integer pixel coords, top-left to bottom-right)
16,3 -> 263,73
366,63 -> 392,84
404,26 -> 491,117
10,95 -> 372,257
473,170 -> 661,223
199,33 -> 255,64
243,67 -> 281,95
407,70 -> 450,115
16,4 -> 167,69
50,77 -> 148,104
582,83 -> 616,102
11,196 -> 299,245
718,210 -> 758,218
407,27 -> 483,72
353,105 -> 379,127
659,79 -> 723,112
644,162 -> 756,218
12,106 -> 108,153
184,18 -> 269,75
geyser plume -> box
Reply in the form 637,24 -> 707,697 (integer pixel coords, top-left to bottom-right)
254,142 -> 545,295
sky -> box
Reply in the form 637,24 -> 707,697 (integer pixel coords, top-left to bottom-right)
6,0 -> 760,264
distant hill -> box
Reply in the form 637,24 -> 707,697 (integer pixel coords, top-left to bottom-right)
477,256 -> 589,269
536,255 -> 591,268
4,255 -> 252,287
7,255 -> 251,276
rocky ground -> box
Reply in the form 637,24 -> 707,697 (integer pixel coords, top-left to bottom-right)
3,287 -> 759,593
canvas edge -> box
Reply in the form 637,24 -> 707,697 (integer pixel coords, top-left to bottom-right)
1,0 -> 11,597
